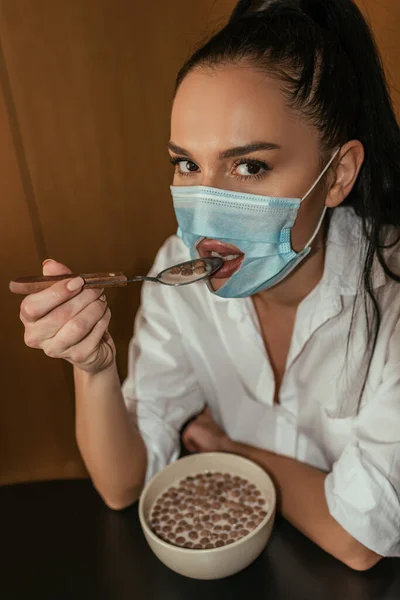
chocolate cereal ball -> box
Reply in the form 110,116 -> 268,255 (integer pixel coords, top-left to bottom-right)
149,471 -> 268,549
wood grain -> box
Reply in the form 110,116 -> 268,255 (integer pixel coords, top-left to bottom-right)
356,0 -> 400,115
0,66 -> 86,484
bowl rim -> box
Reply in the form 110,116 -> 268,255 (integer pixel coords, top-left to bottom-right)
138,452 -> 277,555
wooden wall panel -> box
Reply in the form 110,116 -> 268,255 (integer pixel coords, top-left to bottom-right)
0,0 -> 235,485
0,0 -> 236,380
356,0 -> 400,115
0,59 -> 85,484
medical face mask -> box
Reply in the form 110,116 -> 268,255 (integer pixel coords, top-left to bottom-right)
171,149 -> 339,299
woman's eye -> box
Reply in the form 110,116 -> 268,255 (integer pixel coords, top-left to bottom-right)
235,161 -> 264,176
178,160 -> 199,174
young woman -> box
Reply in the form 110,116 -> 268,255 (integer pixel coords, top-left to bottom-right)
18,0 -> 400,571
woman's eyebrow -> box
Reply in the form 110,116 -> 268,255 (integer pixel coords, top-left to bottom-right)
167,141 -> 280,158
167,142 -> 192,157
219,142 -> 280,159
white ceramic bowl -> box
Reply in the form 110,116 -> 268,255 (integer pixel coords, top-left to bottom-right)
139,452 -> 276,580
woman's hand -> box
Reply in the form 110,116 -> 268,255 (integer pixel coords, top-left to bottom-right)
182,406 -> 231,453
19,259 -> 115,374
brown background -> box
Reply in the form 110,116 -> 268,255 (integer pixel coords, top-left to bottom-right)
1,0 -> 399,485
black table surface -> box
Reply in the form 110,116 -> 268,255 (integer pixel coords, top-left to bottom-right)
1,479 -> 399,600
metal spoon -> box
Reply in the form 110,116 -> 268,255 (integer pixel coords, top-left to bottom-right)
9,257 -> 224,295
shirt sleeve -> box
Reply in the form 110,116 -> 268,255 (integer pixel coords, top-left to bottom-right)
122,239 -> 205,483
324,321 -> 400,557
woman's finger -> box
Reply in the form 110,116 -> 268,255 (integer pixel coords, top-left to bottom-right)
65,309 -> 113,365
43,299 -> 109,355
20,276 -> 85,323
182,428 -> 200,453
23,287 -> 106,342
184,437 -> 198,453
42,259 -> 72,277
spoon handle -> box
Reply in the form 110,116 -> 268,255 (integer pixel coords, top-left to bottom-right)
9,272 -> 128,295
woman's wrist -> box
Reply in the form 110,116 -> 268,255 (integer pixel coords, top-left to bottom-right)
73,357 -> 118,383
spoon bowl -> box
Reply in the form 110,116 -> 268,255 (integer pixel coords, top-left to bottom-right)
132,257 -> 224,286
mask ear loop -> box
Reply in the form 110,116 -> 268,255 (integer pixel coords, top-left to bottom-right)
302,148 -> 341,249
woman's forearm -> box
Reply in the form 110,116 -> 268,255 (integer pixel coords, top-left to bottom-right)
74,362 -> 147,509
224,440 -> 381,571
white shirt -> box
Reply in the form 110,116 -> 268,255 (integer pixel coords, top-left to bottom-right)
122,207 -> 400,558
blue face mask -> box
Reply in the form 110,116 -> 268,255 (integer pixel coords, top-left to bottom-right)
171,150 -> 339,299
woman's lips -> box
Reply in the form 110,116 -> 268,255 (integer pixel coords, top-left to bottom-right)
196,239 -> 244,280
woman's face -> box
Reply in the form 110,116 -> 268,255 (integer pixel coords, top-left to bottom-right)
169,64 -> 329,289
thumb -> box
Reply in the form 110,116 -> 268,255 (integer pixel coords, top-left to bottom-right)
183,435 -> 200,454
42,259 -> 73,276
